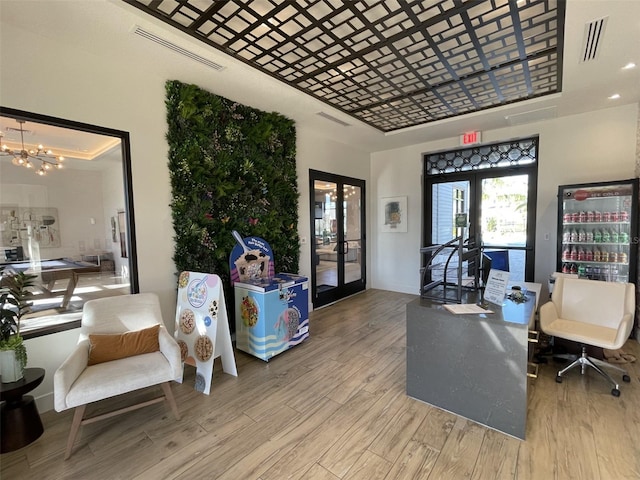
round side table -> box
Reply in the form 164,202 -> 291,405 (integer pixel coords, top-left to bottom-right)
1,367 -> 45,453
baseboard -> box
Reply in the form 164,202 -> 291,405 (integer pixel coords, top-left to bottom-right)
35,391 -> 55,413
370,281 -> 416,295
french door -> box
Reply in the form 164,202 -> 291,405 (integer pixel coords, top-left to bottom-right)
425,169 -> 537,282
309,170 -> 366,308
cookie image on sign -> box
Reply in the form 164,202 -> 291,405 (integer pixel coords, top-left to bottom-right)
179,309 -> 196,335
194,335 -> 214,362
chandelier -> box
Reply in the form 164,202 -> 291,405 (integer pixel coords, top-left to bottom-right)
0,120 -> 64,175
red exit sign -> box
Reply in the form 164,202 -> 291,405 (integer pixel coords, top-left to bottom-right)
460,131 -> 481,145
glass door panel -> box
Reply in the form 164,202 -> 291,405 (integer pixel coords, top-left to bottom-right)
480,174 -> 529,281
343,183 -> 362,284
314,180 -> 338,295
310,171 -> 365,308
429,180 -> 471,284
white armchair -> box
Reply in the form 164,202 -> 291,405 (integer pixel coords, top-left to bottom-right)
54,293 -> 183,459
539,276 -> 634,396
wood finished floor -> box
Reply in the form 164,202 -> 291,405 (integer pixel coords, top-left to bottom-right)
2,289 -> 640,479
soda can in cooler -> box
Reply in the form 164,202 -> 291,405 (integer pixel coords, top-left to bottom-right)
594,229 -> 602,243
611,230 -> 619,243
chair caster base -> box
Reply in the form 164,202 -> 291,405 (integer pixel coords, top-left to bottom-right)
555,375 -> 563,383
622,374 -> 631,383
611,388 -> 620,397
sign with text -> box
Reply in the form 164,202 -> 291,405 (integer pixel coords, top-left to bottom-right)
484,269 -> 510,305
460,130 -> 482,145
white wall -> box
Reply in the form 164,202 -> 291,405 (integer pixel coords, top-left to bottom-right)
296,127 -> 371,286
371,104 -> 639,297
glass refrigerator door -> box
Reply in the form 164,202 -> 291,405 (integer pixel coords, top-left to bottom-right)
558,180 -> 638,283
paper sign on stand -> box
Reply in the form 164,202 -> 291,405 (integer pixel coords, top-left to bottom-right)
484,269 -> 510,305
174,271 -> 237,395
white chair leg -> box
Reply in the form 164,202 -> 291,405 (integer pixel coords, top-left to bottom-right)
161,382 -> 180,420
64,404 -> 86,460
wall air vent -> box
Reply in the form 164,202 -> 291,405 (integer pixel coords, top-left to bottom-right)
316,112 -> 351,127
505,106 -> 557,126
130,25 -> 225,71
580,16 -> 608,63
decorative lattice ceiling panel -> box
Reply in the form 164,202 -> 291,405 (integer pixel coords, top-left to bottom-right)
125,0 -> 565,132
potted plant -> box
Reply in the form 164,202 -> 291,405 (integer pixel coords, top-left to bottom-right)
0,268 -> 37,383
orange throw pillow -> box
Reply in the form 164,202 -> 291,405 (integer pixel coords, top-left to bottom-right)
88,324 -> 160,366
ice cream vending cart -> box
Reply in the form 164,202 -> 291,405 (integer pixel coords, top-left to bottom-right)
230,232 -> 309,361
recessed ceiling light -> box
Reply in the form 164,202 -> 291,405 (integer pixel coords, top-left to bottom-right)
608,93 -> 621,100
622,62 -> 636,70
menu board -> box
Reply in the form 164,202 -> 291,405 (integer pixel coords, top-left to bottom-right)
174,271 -> 237,395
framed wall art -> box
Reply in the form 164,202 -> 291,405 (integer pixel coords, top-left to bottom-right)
380,196 -> 407,233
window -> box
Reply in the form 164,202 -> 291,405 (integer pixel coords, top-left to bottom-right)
0,107 -> 138,338
423,137 -> 538,282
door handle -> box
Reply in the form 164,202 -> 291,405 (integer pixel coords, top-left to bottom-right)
343,241 -> 349,254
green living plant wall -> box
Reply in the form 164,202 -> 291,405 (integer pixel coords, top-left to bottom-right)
165,80 -> 299,298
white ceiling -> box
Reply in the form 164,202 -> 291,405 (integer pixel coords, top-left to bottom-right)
0,0 -> 638,154
0,117 -> 121,162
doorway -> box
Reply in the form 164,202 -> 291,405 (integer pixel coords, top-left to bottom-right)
424,138 -> 538,283
309,170 -> 366,308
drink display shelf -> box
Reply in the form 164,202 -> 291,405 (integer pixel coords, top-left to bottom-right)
561,242 -> 629,246
563,221 -> 630,226
561,260 -> 629,266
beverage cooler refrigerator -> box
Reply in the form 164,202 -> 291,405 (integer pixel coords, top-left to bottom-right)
557,179 -> 638,283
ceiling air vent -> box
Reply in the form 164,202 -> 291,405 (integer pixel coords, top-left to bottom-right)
580,16 -> 608,63
316,112 -> 351,127
130,25 -> 225,71
505,106 -> 557,126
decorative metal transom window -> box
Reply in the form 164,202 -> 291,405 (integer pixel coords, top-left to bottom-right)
424,137 -> 538,175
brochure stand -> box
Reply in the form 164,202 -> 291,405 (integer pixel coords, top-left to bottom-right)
174,271 -> 237,395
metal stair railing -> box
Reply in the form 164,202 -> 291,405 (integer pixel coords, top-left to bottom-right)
420,236 -> 480,303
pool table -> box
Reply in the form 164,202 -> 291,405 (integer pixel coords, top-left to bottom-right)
1,259 -> 101,309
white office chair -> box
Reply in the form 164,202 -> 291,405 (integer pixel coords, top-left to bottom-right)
54,293 -> 182,459
539,276 -> 634,396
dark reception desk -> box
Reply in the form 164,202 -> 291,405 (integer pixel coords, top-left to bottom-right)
406,291 -> 535,440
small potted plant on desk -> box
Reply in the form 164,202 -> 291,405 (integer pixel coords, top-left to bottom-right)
0,268 -> 37,383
